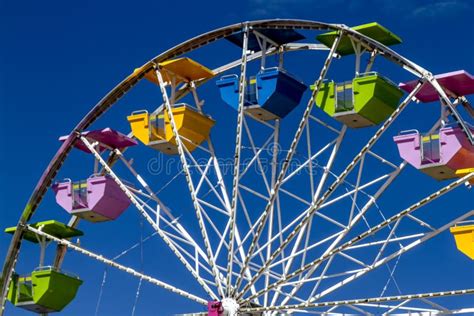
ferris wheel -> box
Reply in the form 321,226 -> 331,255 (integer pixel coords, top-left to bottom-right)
1,19 -> 474,315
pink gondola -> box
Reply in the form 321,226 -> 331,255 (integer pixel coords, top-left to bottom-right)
53,175 -> 130,222
394,126 -> 474,180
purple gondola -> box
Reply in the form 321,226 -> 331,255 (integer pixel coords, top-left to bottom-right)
53,175 -> 131,222
394,126 -> 474,180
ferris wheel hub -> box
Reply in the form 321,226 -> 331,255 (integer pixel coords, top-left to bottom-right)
221,298 -> 239,316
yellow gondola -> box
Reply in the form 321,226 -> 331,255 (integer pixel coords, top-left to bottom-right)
456,168 -> 474,185
450,223 -> 474,260
128,58 -> 215,154
128,104 -> 215,154
133,57 -> 214,85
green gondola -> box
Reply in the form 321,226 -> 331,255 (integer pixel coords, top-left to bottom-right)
5,220 -> 84,313
316,22 -> 402,56
313,72 -> 404,128
8,268 -> 83,313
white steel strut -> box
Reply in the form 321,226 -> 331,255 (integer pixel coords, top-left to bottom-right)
25,225 -> 208,305
239,289 -> 474,314
227,25 -> 250,295
233,31 -> 345,294
80,136 -> 219,300
237,79 -> 427,300
241,172 -> 474,303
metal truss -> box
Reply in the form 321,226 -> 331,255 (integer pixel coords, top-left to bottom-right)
2,20 -> 473,316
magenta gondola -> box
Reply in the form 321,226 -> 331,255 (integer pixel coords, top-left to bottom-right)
59,127 -> 138,153
399,70 -> 474,103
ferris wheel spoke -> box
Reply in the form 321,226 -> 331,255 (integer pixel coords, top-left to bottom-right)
371,219 -> 403,265
244,165 -> 397,302
237,79 -> 426,300
272,263 -> 363,288
320,172 -> 393,208
240,288 -> 474,314
238,128 -> 276,180
252,164 -> 398,271
226,25 -> 250,295
220,260 -> 282,283
311,206 -> 474,301
305,123 -> 316,198
200,142 -> 255,293
132,195 -> 193,246
321,302 -> 444,315
234,32 -> 344,294
358,302 -> 441,314
184,135 -> 252,279
250,209 -> 346,262
308,115 -> 341,134
3,20 -> 473,316
155,68 -> 227,297
309,210 -> 474,302
226,95 -> 283,299
288,115 -> 457,302
185,154 -> 229,211
166,234 -> 219,286
240,172 -> 473,304
288,113 -> 446,301
25,225 -> 209,305
113,148 -> 229,287
201,208 -> 230,249
282,217 -> 410,302
263,119 -> 281,307
80,136 -> 220,300
298,258 -> 334,305
347,153 -> 366,222
281,139 -> 337,186
194,158 -> 215,194
342,304 -> 373,316
241,117 -> 272,194
419,298 -> 451,314
267,287 -> 308,305
344,232 -> 425,251
384,299 -> 414,314
268,232 -> 342,270
236,193 -> 268,265
274,124 -> 347,304
231,198 -> 270,303
164,233 -> 239,290
359,302 -> 457,314
406,214 -> 437,231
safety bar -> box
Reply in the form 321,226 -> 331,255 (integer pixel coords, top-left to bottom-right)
219,74 -> 239,80
131,109 -> 149,115
357,71 -> 399,87
398,129 -> 420,136
34,266 -> 81,279
88,173 -> 102,179
455,220 -> 474,225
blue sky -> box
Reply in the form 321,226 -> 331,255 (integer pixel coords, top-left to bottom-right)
1,0 -> 473,315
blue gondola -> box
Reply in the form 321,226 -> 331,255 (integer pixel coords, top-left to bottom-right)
216,67 -> 307,121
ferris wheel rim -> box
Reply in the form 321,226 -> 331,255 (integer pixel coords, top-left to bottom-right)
1,18 -> 472,316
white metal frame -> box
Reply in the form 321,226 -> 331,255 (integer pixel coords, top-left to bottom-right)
2,21 -> 473,316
